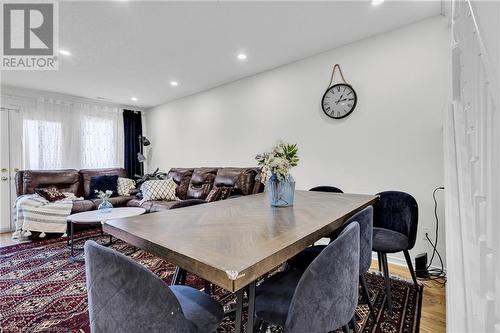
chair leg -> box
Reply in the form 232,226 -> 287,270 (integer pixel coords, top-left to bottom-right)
350,317 -> 358,333
403,250 -> 419,288
180,269 -> 187,285
253,319 -> 262,333
171,267 -> 182,285
204,280 -> 212,295
377,252 -> 382,271
381,253 -> 393,314
360,274 -> 377,322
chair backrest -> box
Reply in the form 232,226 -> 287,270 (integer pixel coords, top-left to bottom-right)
309,186 -> 343,193
374,191 -> 419,249
84,241 -> 193,333
345,206 -> 373,274
285,223 -> 360,333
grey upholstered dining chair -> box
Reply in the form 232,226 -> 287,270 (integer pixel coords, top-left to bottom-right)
84,240 -> 224,333
308,185 -> 344,243
287,206 -> 376,321
253,222 -> 360,333
372,191 -> 419,313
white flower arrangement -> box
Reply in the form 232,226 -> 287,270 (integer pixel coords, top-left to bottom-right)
95,190 -> 113,200
255,141 -> 299,184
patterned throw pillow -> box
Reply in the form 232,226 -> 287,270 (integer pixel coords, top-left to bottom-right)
206,186 -> 233,202
117,177 -> 136,196
140,178 -> 178,204
35,186 -> 66,202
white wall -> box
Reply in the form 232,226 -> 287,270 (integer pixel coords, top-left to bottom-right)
146,16 -> 449,266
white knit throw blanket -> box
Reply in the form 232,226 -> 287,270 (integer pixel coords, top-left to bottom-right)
12,194 -> 73,239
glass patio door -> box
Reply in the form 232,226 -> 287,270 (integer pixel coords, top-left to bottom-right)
0,107 -> 21,232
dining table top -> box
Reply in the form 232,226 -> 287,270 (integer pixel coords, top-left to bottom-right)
103,190 -> 378,292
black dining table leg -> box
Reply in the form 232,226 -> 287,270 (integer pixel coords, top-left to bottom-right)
247,281 -> 256,331
234,281 -> 256,333
234,288 -> 244,333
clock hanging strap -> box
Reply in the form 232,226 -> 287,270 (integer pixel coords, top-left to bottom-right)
327,64 -> 348,89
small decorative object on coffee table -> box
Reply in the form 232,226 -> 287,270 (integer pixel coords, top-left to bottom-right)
256,141 -> 299,207
66,207 -> 146,260
95,190 -> 113,213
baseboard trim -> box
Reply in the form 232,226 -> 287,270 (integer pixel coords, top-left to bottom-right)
371,253 -> 445,273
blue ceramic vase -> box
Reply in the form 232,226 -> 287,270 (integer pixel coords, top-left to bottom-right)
98,199 -> 113,213
268,174 -> 295,207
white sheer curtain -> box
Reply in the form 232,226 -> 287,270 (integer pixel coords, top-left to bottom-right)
446,1 -> 500,332
21,98 -> 124,170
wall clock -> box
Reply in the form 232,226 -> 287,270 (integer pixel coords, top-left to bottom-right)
321,64 -> 357,119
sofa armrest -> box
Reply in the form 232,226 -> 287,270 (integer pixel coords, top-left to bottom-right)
169,199 -> 207,210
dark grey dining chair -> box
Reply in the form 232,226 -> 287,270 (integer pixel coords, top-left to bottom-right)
84,241 -> 224,333
309,185 -> 344,193
373,191 -> 419,313
308,185 -> 344,243
287,206 -> 376,321
253,222 -> 360,333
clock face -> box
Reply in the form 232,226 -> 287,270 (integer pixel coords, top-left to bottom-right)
321,84 -> 357,119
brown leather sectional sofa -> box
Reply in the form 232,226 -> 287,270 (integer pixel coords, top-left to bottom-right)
15,167 -> 264,214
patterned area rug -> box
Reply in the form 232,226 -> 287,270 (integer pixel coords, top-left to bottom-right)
0,229 -> 423,333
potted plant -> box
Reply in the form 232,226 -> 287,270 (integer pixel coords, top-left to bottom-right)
256,141 -> 299,207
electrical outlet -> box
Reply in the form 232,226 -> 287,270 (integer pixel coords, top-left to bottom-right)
422,227 -> 432,241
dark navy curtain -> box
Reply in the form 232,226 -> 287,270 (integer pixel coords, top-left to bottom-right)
123,110 -> 142,178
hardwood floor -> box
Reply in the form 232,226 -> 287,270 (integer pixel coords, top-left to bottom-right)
0,231 -> 446,332
370,260 -> 446,333
0,231 -> 29,247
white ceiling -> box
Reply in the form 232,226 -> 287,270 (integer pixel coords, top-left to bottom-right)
1,1 -> 442,108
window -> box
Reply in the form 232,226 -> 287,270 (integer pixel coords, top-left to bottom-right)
19,100 -> 123,170
23,120 -> 62,170
80,116 -> 117,168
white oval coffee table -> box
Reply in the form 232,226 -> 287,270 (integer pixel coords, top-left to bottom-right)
67,207 -> 146,259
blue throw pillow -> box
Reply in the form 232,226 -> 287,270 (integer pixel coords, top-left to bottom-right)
88,175 -> 119,199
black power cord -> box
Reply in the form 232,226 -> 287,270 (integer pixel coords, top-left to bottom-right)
421,186 -> 447,285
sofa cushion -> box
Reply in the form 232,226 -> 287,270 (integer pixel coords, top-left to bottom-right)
91,196 -> 135,208
167,168 -> 194,200
214,168 -> 258,196
187,168 -> 218,200
79,168 -> 127,198
149,201 -> 181,213
71,200 -> 95,213
126,198 -> 178,213
20,169 -> 80,196
127,198 -> 153,212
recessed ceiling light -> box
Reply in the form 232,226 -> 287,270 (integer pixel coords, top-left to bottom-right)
237,53 -> 247,60
131,97 -> 138,102
58,49 -> 71,56
371,0 -> 384,6
170,81 -> 178,86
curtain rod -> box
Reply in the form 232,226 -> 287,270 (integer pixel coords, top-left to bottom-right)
1,92 -> 133,110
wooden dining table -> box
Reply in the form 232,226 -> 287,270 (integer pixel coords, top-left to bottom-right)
103,190 -> 378,332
